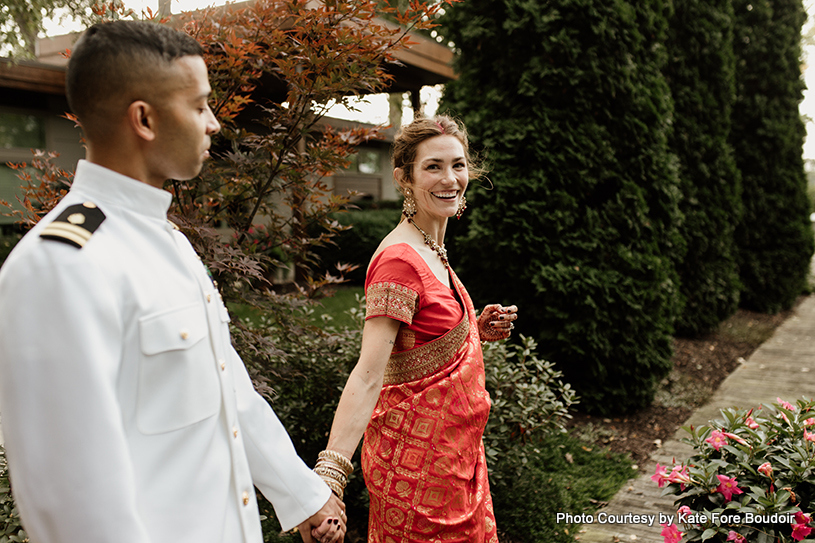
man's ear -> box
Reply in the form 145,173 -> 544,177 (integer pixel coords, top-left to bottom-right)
127,100 -> 157,142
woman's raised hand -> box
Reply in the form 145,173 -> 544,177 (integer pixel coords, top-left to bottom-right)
477,304 -> 518,342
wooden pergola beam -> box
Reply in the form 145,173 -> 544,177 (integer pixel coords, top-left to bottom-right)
0,60 -> 66,95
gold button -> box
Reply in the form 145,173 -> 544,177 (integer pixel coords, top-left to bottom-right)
242,491 -> 249,506
219,359 -> 226,371
207,295 -> 212,303
233,427 -> 238,438
180,330 -> 189,340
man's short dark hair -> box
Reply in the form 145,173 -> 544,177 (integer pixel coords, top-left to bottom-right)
66,20 -> 203,141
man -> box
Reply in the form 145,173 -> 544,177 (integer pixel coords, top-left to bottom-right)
0,20 -> 344,543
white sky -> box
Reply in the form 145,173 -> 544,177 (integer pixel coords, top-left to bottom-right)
42,0 -> 815,158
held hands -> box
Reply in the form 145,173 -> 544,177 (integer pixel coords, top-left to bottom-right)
477,304 -> 518,342
298,493 -> 346,543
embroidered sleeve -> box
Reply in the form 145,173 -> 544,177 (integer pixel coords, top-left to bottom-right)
365,282 -> 419,325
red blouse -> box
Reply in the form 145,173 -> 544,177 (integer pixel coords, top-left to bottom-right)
364,243 -> 464,351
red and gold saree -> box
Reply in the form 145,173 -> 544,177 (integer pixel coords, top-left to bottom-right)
361,244 -> 499,543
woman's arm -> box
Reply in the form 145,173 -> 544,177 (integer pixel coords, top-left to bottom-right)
324,316 -> 401,459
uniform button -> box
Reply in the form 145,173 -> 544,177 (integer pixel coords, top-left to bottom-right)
242,491 -> 250,506
207,294 -> 212,303
233,427 -> 238,438
219,359 -> 226,371
180,330 -> 189,340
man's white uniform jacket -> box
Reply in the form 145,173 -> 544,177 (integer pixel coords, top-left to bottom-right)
0,160 -> 330,542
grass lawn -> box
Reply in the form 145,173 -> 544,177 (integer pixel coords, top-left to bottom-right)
310,286 -> 365,329
228,285 -> 365,329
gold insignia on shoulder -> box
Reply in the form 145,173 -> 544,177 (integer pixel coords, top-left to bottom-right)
40,203 -> 106,249
67,213 -> 86,225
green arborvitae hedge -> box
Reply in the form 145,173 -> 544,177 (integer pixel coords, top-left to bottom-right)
666,0 -> 743,336
440,0 -> 683,414
731,0 -> 814,313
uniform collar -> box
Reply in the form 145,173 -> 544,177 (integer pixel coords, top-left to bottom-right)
70,160 -> 173,220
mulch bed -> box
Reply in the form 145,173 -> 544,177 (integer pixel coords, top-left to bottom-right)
566,303 -> 799,469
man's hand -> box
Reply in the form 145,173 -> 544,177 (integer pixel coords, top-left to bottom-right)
297,494 -> 346,543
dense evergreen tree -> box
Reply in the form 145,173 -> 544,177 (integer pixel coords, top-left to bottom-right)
441,0 -> 682,414
666,0 -> 743,336
731,0 -> 813,313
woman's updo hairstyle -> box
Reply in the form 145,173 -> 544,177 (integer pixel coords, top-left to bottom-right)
391,115 -> 485,186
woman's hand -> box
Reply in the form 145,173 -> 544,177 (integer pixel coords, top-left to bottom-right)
298,494 -> 346,543
477,304 -> 518,342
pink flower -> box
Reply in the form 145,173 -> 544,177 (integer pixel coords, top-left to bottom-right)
792,523 -> 813,541
805,430 -> 815,443
716,474 -> 744,503
757,462 -> 773,477
652,463 -> 671,488
722,431 -> 748,446
727,531 -> 746,543
745,417 -> 759,429
706,429 -> 727,451
806,418 -> 815,427
778,397 -> 796,411
678,505 -> 692,516
795,511 -> 812,525
668,465 -> 692,491
661,523 -> 683,543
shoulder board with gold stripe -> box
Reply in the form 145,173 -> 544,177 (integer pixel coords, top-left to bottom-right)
40,202 -> 106,249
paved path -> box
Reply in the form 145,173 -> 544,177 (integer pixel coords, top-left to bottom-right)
578,294 -> 815,543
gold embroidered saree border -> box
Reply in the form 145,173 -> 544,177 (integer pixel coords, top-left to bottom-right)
365,281 -> 419,324
383,316 -> 469,386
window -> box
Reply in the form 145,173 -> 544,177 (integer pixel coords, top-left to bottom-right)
0,112 -> 46,228
0,112 -> 45,150
347,148 -> 382,174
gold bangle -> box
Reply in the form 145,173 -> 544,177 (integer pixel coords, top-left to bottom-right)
318,450 -> 354,475
314,467 -> 346,499
313,465 -> 348,487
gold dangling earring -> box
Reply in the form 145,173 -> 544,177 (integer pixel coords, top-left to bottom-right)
402,188 -> 417,219
456,195 -> 467,220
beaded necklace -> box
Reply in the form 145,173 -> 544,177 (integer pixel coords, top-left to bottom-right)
408,218 -> 449,269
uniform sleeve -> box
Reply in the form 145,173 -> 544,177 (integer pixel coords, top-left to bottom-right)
365,248 -> 423,325
231,345 -> 331,531
0,246 -> 150,543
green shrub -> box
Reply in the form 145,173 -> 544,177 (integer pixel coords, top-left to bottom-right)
491,432 -> 634,543
666,0 -> 743,336
441,0 -> 682,414
482,334 -> 577,483
313,208 -> 402,284
731,0 -> 814,313
0,446 -> 28,543
0,235 -> 21,270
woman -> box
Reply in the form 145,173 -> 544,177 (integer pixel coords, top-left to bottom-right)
314,115 -> 517,543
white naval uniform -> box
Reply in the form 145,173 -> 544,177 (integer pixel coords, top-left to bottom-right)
0,160 -> 330,543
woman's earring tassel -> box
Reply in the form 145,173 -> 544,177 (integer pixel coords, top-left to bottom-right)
456,195 -> 467,220
402,189 -> 417,219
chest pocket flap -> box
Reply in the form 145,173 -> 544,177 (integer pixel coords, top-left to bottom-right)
137,303 -> 220,434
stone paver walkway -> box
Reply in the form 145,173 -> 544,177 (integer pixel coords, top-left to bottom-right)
578,294 -> 815,543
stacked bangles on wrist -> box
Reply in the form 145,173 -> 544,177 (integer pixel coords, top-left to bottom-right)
314,450 -> 354,500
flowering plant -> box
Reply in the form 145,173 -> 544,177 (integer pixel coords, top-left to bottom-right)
653,397 -> 815,542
